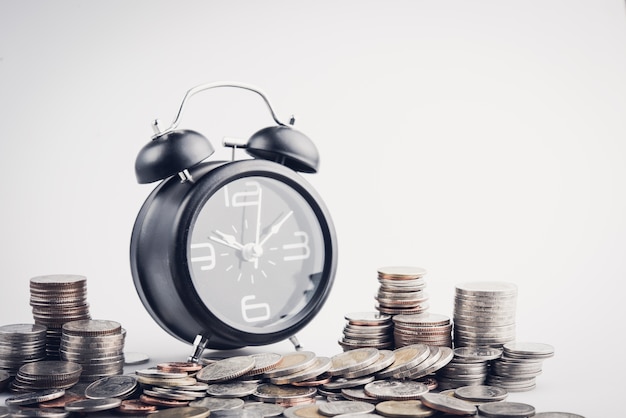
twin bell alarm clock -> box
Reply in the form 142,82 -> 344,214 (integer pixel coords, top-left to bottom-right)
129,82 -> 338,361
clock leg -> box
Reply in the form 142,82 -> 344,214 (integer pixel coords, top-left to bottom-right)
188,334 -> 210,363
288,335 -> 303,351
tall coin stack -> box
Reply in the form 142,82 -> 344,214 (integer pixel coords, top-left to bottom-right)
453,282 -> 517,348
60,319 -> 125,382
29,274 -> 91,359
375,267 -> 429,316
0,324 -> 47,377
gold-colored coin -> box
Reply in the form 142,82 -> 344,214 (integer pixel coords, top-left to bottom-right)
328,347 -> 380,376
375,400 -> 436,418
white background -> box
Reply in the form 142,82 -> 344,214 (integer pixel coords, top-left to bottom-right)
1,1 -> 625,416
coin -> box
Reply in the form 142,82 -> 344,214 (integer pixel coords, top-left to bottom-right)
317,400 -> 375,416
210,410 -> 263,418
64,397 -> 122,412
264,351 -> 317,378
117,399 -> 158,414
376,344 -> 430,378
39,392 -> 85,408
158,362 -> 204,373
140,393 -> 191,407
8,408 -> 70,418
269,357 -> 331,385
454,385 -> 508,402
419,393 -> 477,415
84,375 -> 138,399
152,406 -> 211,418
6,389 -> 66,406
245,353 -> 283,376
283,404 -> 326,418
189,397 -> 244,410
478,401 -> 536,417
196,356 -> 255,382
343,350 -> 396,378
364,380 -> 429,400
252,383 -> 317,403
375,400 -> 436,418
453,346 -> 502,361
243,402 -> 285,417
329,348 -> 380,376
503,342 -> 555,359
534,413 -> 585,418
206,381 -> 259,397
377,266 -> 427,279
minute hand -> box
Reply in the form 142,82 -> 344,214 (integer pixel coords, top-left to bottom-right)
258,211 -> 294,247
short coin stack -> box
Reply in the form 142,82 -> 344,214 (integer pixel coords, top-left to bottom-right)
375,267 -> 429,316
339,312 -> 394,351
487,342 -> 555,392
60,319 -> 125,382
0,323 -> 47,377
10,360 -> 82,392
453,281 -> 518,348
29,274 -> 91,360
436,346 -> 503,390
392,313 -> 452,348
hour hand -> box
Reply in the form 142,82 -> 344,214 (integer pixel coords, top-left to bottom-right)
210,230 -> 244,250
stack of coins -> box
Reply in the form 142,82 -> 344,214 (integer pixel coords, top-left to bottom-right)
0,323 -> 47,377
392,313 -> 452,348
436,346 -> 503,390
339,312 -> 394,351
375,267 -> 429,316
453,282 -> 517,348
487,342 -> 554,392
60,319 -> 125,382
10,360 -> 82,392
29,274 -> 91,359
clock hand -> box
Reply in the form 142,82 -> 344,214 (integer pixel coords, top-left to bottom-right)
258,211 -> 294,247
209,230 -> 244,250
255,187 -> 263,246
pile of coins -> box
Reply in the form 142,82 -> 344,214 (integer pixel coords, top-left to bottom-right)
392,313 -> 452,348
10,360 -> 82,392
453,281 -> 518,348
339,312 -> 393,351
375,267 -> 429,316
30,274 -> 91,360
60,319 -> 125,382
488,342 -> 555,392
436,346 -> 503,390
0,324 -> 47,377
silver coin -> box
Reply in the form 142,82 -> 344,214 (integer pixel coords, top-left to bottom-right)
196,356 -> 255,382
189,397 -> 245,410
243,402 -> 285,417
503,342 -> 555,358
135,369 -> 188,379
419,393 -> 477,415
6,389 -> 66,406
206,381 -> 259,398
270,356 -> 332,385
263,351 -> 317,378
344,312 -> 392,326
478,401 -> 536,417
246,353 -> 283,376
377,266 -> 427,278
64,397 -> 122,412
454,385 -> 508,402
318,400 -> 375,416
343,350 -> 396,379
534,413 -> 586,418
364,380 -> 429,400
84,375 -> 137,399
252,383 -> 317,402
152,407 -> 211,418
8,409 -> 70,418
340,387 -> 378,403
329,348 -> 380,376
210,410 -> 262,418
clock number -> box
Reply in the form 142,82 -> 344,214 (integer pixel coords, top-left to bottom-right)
225,181 -> 261,207
190,242 -> 216,271
283,231 -> 311,261
241,295 -> 271,322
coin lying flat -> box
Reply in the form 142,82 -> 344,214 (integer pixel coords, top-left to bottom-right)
243,402 -> 285,417
317,400 -> 375,416
375,400 -> 436,418
364,380 -> 429,400
454,385 -> 508,402
5,389 -> 66,406
196,356 -> 255,383
329,348 -> 380,376
478,401 -> 536,417
264,351 -> 316,378
84,375 -> 138,399
206,381 -> 259,398
152,406 -> 211,418
189,397 -> 244,410
118,399 -> 158,415
419,393 -> 477,416
269,357 -> 331,385
64,397 -> 122,412
283,404 -> 325,418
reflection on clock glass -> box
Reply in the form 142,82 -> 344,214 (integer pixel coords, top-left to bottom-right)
187,176 -> 326,332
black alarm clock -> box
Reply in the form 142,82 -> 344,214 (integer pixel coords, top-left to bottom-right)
130,82 -> 338,360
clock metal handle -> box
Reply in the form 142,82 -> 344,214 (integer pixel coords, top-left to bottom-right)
154,81 -> 294,135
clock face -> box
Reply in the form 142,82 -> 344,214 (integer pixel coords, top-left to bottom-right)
187,176 -> 327,333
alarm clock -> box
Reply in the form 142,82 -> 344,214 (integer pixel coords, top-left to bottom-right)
129,82 -> 338,360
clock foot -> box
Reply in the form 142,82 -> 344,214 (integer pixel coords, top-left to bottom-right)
188,334 -> 210,363
288,335 -> 302,351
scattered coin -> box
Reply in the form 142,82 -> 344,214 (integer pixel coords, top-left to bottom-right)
84,375 -> 138,399
243,402 -> 285,417
117,399 -> 158,414
64,397 -> 122,413
189,397 -> 244,410
283,404 -> 326,418
206,381 -> 259,397
210,410 -> 263,418
318,400 -> 375,416
375,400 -> 436,418
454,385 -> 508,402
264,351 -> 317,378
534,413 -> 585,418
196,356 -> 255,382
376,344 -> 430,379
419,392 -> 477,416
478,401 -> 536,417
252,383 -> 317,405
245,353 -> 283,376
158,362 -> 204,373
152,406 -> 211,418
5,389 -> 66,406
328,348 -> 380,376
364,380 -> 429,400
